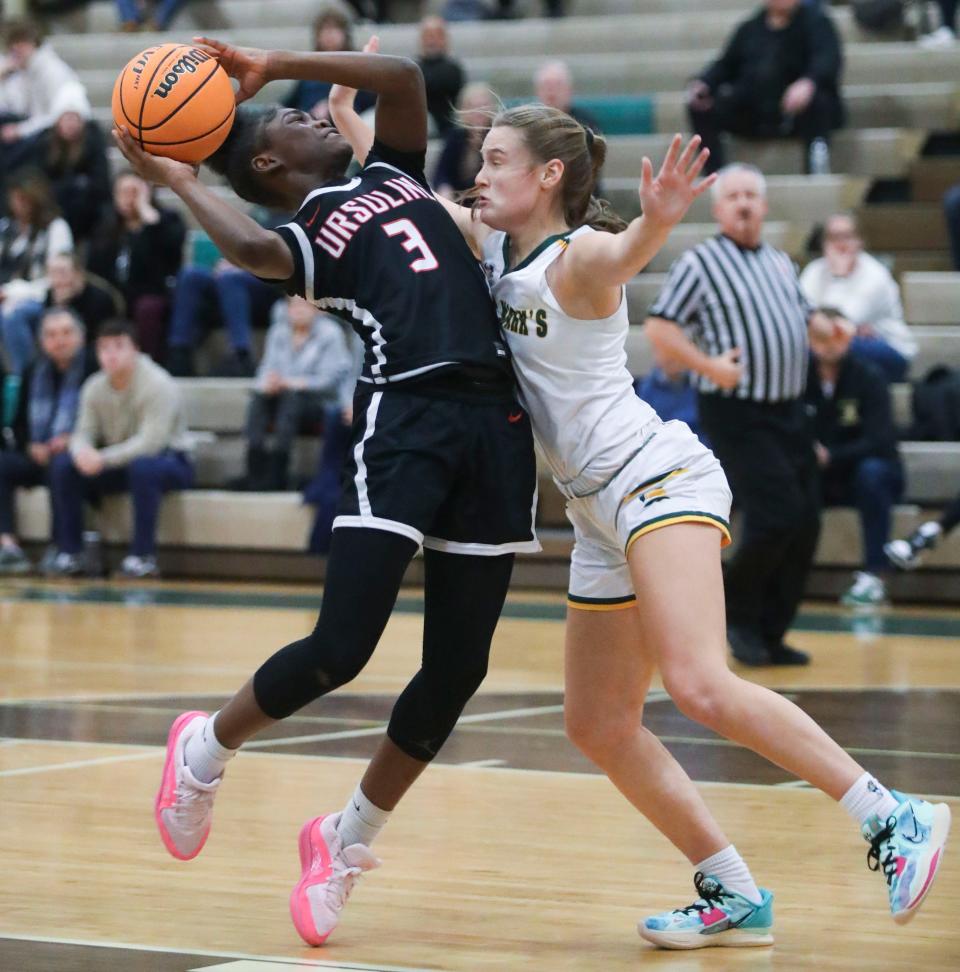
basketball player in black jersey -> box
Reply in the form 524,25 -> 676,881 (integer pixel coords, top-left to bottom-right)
115,42 -> 538,946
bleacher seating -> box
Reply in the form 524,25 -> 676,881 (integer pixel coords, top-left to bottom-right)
7,0 -> 956,592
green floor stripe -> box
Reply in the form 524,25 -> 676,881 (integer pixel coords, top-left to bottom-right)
1,583 -> 960,638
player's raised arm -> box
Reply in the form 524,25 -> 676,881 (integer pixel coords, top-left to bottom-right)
196,37 -> 427,155
328,36 -> 380,166
561,134 -> 715,291
326,37 -> 488,258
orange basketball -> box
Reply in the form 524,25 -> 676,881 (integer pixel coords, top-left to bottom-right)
112,43 -> 236,164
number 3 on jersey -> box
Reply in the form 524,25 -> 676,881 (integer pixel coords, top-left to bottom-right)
382,218 -> 439,273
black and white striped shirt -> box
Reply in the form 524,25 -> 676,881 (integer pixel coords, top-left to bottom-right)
649,234 -> 811,403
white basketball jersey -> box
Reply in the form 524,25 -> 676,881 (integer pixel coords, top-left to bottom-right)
483,225 -> 660,497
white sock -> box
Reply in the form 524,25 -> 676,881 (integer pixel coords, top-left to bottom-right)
839,771 -> 901,828
695,845 -> 763,905
336,784 -> 391,848
184,711 -> 237,784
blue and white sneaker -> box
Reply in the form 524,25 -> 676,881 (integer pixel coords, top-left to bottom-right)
638,872 -> 774,949
864,794 -> 951,924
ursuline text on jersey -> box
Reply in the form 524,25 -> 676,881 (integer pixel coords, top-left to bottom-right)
314,176 -> 433,258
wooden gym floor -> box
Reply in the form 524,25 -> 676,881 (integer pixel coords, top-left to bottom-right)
1,578 -> 958,971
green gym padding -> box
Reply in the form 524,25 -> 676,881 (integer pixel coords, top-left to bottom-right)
505,95 -> 656,136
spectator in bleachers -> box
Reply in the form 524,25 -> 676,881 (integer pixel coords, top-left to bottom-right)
805,307 -> 903,607
800,213 -> 916,382
687,0 -> 844,175
47,319 -> 193,579
433,84 -> 496,198
918,0 -> 957,47
0,20 -> 91,178
0,170 -> 73,361
1,252 -> 117,375
416,16 -> 465,136
166,259 -> 280,378
284,7 -> 376,122
116,0 -> 186,32
534,60 -> 600,134
31,94 -> 111,245
86,171 -> 185,364
886,490 -> 960,568
0,306 -> 94,575
235,296 -> 353,492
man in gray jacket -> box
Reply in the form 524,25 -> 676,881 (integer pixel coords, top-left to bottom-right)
46,319 -> 193,578
237,296 -> 354,491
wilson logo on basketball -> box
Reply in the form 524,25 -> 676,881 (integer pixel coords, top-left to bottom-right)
152,49 -> 213,99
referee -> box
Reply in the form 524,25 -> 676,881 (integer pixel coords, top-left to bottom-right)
644,163 -> 818,666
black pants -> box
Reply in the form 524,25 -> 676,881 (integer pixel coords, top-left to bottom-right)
941,490 -> 960,535
699,394 -> 821,646
245,391 -> 328,453
252,528 -> 515,762
0,450 -> 47,536
688,85 -> 841,173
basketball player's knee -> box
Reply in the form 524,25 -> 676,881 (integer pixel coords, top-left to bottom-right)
302,633 -> 367,691
565,703 -> 639,762
431,650 -> 489,710
456,654 -> 490,702
663,673 -> 726,730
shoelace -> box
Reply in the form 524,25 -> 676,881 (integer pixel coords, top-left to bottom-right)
675,871 -> 733,917
325,857 -> 364,913
866,815 -> 898,887
171,772 -> 214,833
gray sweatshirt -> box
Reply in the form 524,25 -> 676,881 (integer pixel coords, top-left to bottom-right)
256,313 -> 356,407
70,354 -> 191,468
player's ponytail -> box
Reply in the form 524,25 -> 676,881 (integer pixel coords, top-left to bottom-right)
492,104 -> 627,234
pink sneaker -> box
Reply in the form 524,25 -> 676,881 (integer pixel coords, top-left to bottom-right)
290,812 -> 380,945
154,710 -> 221,860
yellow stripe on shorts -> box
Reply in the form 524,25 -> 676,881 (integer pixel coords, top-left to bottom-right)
625,511 -> 732,556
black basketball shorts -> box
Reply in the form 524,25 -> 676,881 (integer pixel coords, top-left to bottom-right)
334,380 -> 540,555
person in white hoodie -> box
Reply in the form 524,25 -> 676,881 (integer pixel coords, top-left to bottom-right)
800,212 -> 917,382
0,20 -> 90,173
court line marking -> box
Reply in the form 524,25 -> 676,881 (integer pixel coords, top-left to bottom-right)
9,682 -> 960,709
2,741 -> 957,803
247,704 -> 567,751
0,748 -> 157,779
0,704 -> 567,776
5,727 -> 955,768
2,700 -> 382,729
0,932 -> 440,972
455,724 -> 960,762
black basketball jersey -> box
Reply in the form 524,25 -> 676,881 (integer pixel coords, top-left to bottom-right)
272,140 -> 510,386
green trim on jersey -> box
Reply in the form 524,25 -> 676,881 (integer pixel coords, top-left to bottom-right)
502,232 -> 570,276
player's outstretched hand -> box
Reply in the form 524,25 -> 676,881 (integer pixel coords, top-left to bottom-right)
638,133 -> 715,230
113,126 -> 198,188
194,36 -> 270,104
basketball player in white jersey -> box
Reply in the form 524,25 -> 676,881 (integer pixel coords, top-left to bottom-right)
330,71 -> 950,948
